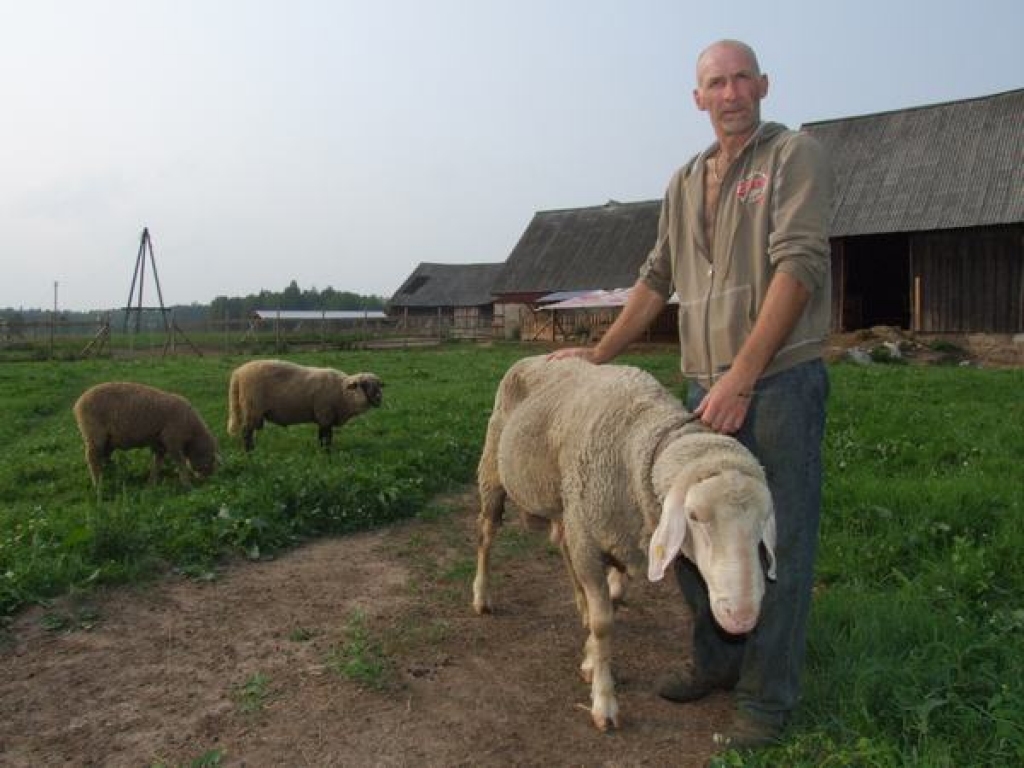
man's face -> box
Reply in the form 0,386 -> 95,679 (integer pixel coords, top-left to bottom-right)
693,44 -> 769,139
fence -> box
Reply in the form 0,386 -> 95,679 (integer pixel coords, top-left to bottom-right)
0,311 -> 495,361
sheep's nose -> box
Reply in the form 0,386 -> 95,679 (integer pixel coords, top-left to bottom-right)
713,599 -> 759,635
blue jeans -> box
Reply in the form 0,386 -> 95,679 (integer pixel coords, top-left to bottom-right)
675,358 -> 829,726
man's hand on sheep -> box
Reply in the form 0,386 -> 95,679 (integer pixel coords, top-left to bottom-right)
547,346 -> 598,363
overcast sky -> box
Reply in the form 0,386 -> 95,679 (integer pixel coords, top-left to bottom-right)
1,0 -> 1021,311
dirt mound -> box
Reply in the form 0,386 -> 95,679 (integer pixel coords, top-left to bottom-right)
824,326 -> 1024,368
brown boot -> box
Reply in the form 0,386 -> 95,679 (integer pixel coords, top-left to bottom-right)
712,710 -> 783,749
656,662 -> 735,703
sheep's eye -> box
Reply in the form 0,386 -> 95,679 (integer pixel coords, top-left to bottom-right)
687,507 -> 713,524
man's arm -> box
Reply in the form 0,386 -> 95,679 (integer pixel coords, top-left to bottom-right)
549,279 -> 667,363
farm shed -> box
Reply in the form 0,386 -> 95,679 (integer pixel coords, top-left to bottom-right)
490,200 -> 677,342
802,88 -> 1024,334
389,262 -> 505,340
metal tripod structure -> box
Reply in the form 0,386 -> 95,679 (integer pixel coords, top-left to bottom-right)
122,227 -> 202,356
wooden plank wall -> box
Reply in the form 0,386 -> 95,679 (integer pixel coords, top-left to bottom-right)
913,224 -> 1023,333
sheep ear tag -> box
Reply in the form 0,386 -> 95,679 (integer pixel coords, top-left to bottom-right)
648,485 -> 688,582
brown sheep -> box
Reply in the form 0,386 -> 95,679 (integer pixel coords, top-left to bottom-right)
73,381 -> 218,488
227,359 -> 383,452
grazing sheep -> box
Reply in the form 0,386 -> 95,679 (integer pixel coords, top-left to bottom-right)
73,381 -> 218,488
473,356 -> 776,731
227,359 -> 383,452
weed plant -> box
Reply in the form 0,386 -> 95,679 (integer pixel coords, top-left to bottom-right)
1,346 -> 1021,765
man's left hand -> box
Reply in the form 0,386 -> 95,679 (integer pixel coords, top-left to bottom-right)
694,369 -> 756,434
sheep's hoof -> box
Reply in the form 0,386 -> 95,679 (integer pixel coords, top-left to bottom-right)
472,599 -> 492,615
591,709 -> 619,732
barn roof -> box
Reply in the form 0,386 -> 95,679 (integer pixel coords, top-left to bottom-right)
491,199 -> 660,296
802,88 -> 1024,237
389,262 -> 505,308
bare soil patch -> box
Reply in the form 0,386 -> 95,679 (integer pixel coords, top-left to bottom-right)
1,488 -> 730,768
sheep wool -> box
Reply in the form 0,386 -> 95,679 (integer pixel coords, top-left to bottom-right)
73,381 -> 218,488
473,355 -> 776,732
227,359 -> 382,452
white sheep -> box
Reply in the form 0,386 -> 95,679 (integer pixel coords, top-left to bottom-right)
473,356 -> 776,731
226,359 -> 383,452
73,381 -> 219,488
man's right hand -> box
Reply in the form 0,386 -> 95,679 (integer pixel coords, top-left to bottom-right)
547,347 -> 598,362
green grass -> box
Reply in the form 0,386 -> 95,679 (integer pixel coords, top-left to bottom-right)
328,608 -> 391,690
233,672 -> 272,714
1,345 -> 1022,765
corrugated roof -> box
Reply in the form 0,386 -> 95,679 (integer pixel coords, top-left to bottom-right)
544,287 -> 679,309
389,262 -> 505,308
491,199 -> 660,295
802,88 -> 1024,236
251,310 -> 388,320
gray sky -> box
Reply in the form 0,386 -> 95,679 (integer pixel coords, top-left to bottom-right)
2,0 -> 1021,311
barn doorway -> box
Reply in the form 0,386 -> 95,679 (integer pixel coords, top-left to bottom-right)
842,233 -> 911,329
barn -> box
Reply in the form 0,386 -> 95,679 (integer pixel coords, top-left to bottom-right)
489,200 -> 676,341
389,262 -> 505,340
803,88 -> 1024,334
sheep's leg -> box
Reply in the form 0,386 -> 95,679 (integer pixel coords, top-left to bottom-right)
318,425 -> 333,451
473,477 -> 505,615
578,564 -> 619,731
242,427 -> 256,452
607,568 -> 628,606
148,448 -> 166,485
557,535 -> 590,629
84,443 -> 104,488
167,448 -> 192,486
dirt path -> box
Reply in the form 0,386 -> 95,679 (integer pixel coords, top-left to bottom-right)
1,489 -> 731,768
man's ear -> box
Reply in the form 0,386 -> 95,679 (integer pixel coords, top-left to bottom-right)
693,87 -> 707,112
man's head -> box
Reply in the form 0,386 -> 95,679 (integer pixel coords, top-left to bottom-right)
693,40 -> 769,142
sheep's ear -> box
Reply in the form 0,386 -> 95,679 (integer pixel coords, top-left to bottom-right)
647,484 -> 688,582
761,506 -> 777,581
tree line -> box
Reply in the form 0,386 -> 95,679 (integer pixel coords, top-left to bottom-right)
1,280 -> 387,324
208,280 -> 386,320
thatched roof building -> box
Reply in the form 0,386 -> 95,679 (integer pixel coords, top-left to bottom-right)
390,262 -> 504,309
490,200 -> 660,303
389,262 -> 505,339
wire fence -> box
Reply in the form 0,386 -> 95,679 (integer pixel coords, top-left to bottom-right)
0,312 -> 497,361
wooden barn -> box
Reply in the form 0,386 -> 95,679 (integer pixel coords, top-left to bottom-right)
803,88 -> 1024,334
389,262 -> 505,340
490,200 -> 675,341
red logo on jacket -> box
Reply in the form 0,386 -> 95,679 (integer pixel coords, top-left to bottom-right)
736,172 -> 768,203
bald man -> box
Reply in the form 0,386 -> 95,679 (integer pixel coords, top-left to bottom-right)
552,40 -> 833,749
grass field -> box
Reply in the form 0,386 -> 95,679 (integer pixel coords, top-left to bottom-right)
1,344 -> 1021,766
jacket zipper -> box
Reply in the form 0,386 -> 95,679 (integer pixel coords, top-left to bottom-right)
703,262 -> 715,388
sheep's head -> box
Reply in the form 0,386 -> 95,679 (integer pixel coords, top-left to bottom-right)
345,373 -> 383,410
186,433 -> 219,479
648,469 -> 775,635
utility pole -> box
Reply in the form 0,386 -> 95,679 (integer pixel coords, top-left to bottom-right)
49,281 -> 58,358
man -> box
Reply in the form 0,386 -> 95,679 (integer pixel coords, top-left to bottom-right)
550,39 -> 833,749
